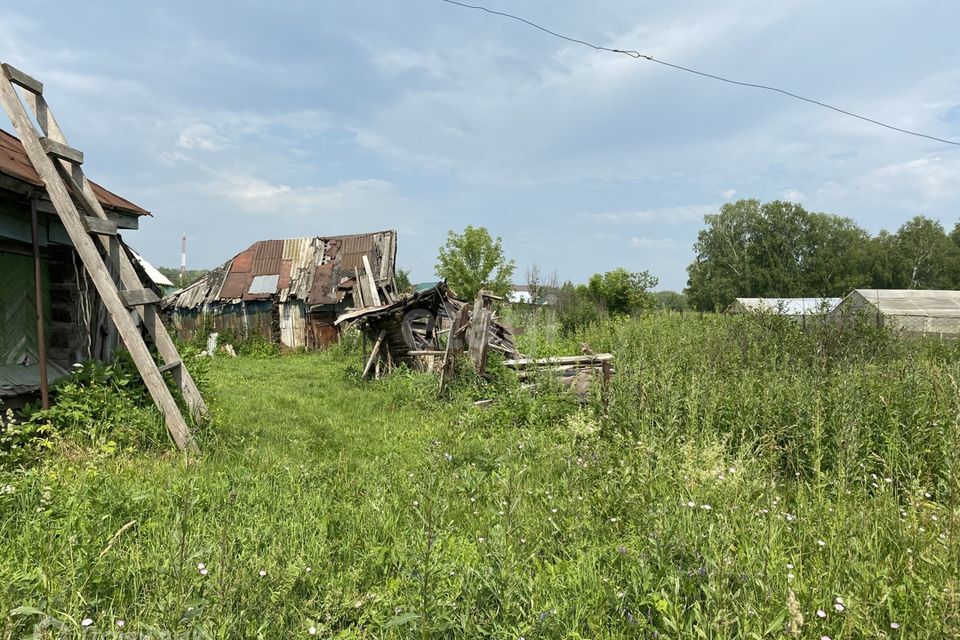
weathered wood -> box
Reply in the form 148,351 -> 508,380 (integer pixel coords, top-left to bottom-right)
408,350 -> 446,356
353,267 -> 366,308
1,63 -> 42,94
438,304 -> 471,394
362,255 -> 382,306
0,68 -> 203,449
121,288 -> 161,307
158,360 -> 182,374
81,215 -> 117,235
467,291 -> 494,373
362,330 -> 386,379
503,353 -> 614,368
39,137 -> 83,164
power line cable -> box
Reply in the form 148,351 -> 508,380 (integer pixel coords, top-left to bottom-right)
438,0 -> 960,147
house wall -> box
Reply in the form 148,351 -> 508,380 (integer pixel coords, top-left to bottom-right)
168,300 -> 277,345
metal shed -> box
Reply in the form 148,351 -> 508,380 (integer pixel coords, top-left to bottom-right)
831,289 -> 960,338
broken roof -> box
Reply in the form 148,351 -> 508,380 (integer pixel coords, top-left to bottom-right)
0,128 -> 150,216
844,289 -> 960,318
164,230 -> 397,309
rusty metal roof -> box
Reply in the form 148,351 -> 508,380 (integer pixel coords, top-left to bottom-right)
0,128 -> 151,216
163,230 -> 397,309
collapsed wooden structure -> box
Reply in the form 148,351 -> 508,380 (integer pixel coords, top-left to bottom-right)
335,283 -> 518,381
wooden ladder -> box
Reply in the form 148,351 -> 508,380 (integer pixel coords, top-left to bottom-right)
0,62 -> 205,452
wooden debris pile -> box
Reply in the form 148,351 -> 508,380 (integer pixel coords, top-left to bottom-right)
335,283 -> 518,380
502,353 -> 613,403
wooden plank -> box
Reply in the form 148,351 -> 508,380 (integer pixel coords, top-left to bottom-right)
407,350 -> 446,356
121,288 -> 160,307
362,330 -> 386,379
362,254 -> 382,306
39,137 -> 83,164
158,360 -> 182,374
0,76 -> 197,450
467,291 -> 494,373
1,63 -> 43,94
81,215 -> 117,236
438,304 -> 470,395
502,353 -> 614,368
353,266 -> 365,308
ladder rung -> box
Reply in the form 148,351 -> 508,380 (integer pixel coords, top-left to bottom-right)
158,360 -> 182,374
120,289 -> 160,307
1,63 -> 43,94
39,137 -> 83,164
82,215 -> 118,236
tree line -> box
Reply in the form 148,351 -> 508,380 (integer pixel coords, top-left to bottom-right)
685,199 -> 960,311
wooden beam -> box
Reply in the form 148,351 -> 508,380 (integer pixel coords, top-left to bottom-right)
353,266 -> 365,308
120,288 -> 160,307
39,137 -> 83,164
502,354 -> 614,368
1,63 -> 43,94
81,215 -> 117,236
362,330 -> 386,379
362,255 -> 382,306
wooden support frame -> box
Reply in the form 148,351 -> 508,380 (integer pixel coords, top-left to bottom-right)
0,62 -> 206,451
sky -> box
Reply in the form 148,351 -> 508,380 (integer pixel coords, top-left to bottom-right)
1,0 -> 958,291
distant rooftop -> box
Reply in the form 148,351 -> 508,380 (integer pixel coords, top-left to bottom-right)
729,297 -> 841,315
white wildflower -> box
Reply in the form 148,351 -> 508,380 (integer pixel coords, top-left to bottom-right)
81,618 -> 93,627
816,609 -> 826,618
258,569 -> 266,577
308,626 -> 317,635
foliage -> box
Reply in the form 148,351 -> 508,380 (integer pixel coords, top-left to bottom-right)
394,268 -> 414,294
157,267 -> 210,288
553,281 -> 606,334
1,316 -> 959,637
653,290 -> 688,311
685,199 -> 960,311
586,268 -> 658,315
435,225 -> 516,300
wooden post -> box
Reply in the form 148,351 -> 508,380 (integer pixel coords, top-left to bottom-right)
30,196 -> 49,409
438,304 -> 471,395
467,292 -> 493,373
362,330 -> 386,379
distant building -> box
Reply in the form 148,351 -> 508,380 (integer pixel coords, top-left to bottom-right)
831,289 -> 960,339
508,284 -> 555,305
162,231 -> 397,350
726,297 -> 841,317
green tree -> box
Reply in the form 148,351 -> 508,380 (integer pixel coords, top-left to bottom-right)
435,226 -> 516,300
685,199 -> 873,310
586,268 -> 658,315
394,268 -> 413,294
654,290 -> 688,311
892,216 -> 959,289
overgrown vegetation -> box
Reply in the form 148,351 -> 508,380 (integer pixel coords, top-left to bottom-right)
1,312 -> 958,638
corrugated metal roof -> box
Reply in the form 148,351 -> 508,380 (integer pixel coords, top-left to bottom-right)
729,297 -> 841,315
163,231 -> 397,309
0,128 -> 151,216
848,289 -> 960,318
248,274 -> 280,295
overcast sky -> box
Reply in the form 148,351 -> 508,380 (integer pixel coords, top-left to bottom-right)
2,1 -> 958,290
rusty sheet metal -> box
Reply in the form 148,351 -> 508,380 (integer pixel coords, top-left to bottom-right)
278,259 -> 292,292
0,128 -> 151,216
163,230 -> 396,312
308,263 -> 335,304
252,239 -> 283,276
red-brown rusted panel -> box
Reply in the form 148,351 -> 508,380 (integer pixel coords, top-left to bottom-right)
219,271 -> 252,299
230,249 -> 255,274
278,259 -> 292,291
252,239 -> 283,275
308,263 -> 335,304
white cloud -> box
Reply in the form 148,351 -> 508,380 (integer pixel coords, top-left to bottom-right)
591,204 -> 716,223
722,189 -> 737,199
630,236 -> 676,248
780,189 -> 806,202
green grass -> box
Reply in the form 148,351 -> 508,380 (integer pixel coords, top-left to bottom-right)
1,313 -> 959,638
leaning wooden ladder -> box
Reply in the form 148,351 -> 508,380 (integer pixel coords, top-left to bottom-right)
0,62 -> 205,452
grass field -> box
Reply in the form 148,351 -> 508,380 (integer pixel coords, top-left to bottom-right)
1,312 -> 959,638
